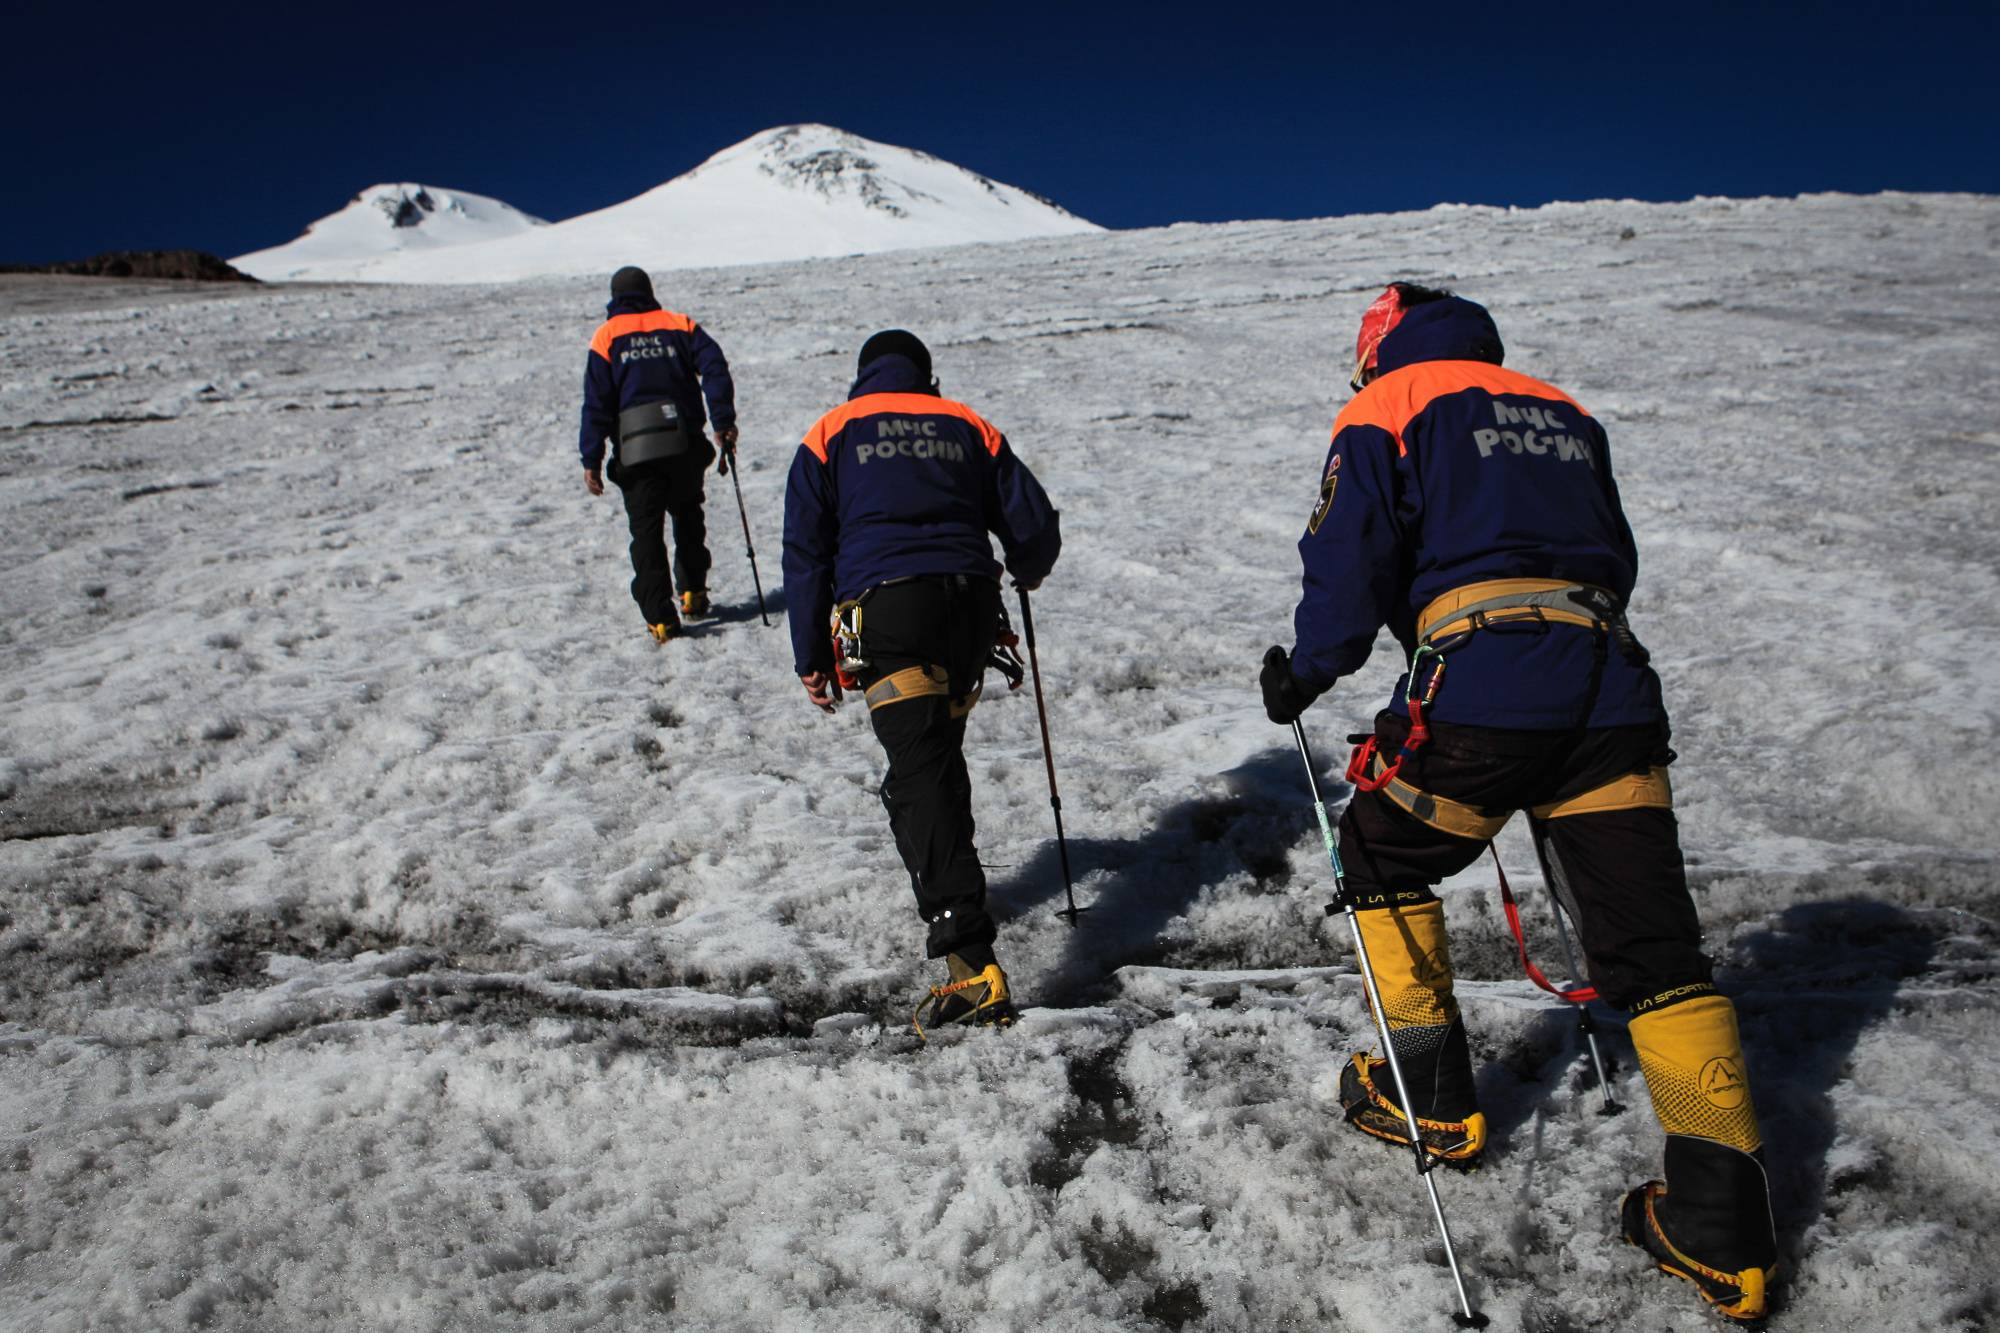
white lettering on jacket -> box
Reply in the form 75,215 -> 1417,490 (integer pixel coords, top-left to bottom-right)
1478,401 -> 1593,466
619,334 -> 677,365
855,427 -> 967,465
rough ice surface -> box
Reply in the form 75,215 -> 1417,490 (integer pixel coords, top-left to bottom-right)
2,191 -> 1997,1329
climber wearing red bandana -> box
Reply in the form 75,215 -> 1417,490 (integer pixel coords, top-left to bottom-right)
1349,284 -> 1411,390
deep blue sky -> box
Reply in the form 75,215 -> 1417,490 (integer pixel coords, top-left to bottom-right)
9,0 -> 1996,263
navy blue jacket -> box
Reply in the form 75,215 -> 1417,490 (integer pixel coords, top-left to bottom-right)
783,356 -> 1061,675
577,292 -> 735,469
1292,298 -> 1661,729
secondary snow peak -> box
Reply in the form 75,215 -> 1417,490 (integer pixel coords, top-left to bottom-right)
232,183 -> 549,282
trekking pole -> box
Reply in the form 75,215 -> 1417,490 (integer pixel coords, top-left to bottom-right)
724,448 -> 769,627
1292,720 -> 1487,1329
1017,587 -> 1085,927
1529,824 -> 1623,1116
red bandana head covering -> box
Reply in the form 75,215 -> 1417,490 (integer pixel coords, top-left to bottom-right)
1352,286 -> 1407,387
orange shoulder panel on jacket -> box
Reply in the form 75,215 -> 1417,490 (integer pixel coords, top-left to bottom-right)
937,398 -> 1005,456
799,394 -> 1002,463
588,309 -> 699,361
1329,362 -> 1591,456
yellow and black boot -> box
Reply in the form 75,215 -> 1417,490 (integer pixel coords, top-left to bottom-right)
914,951 -> 1016,1038
1337,899 -> 1488,1166
1622,989 -> 1778,1321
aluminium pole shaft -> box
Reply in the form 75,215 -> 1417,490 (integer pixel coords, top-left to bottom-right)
1292,720 -> 1486,1329
1018,587 -> 1084,925
725,452 -> 769,627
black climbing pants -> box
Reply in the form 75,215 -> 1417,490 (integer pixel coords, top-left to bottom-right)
1337,711 -> 1710,1011
855,575 -> 1003,961
610,441 -> 713,627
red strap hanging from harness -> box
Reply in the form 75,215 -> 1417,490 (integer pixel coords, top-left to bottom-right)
1490,843 -> 1597,1003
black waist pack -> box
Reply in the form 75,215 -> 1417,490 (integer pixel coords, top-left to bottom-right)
616,401 -> 692,466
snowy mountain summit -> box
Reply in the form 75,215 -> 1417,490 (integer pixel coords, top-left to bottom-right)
232,184 -> 548,282
232,126 -> 1101,284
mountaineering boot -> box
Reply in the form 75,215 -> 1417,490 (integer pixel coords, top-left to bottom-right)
680,589 -> 711,619
1338,900 -> 1487,1165
914,951 -> 1016,1038
1621,989 -> 1778,1320
649,620 -> 683,644
1338,1027 -> 1488,1165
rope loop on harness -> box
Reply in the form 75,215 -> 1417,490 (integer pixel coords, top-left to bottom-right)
1490,843 -> 1598,1003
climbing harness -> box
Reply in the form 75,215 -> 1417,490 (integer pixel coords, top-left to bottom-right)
1415,578 -> 1649,666
1345,577 -> 1650,804
1337,577 -> 1660,1112
833,585 -> 1028,698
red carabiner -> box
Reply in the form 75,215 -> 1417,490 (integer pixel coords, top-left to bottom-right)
1345,657 -> 1444,793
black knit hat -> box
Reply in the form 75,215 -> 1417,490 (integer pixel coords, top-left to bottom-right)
856,329 -> 931,382
610,266 -> 654,298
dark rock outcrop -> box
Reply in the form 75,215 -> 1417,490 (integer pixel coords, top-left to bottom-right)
0,250 -> 258,282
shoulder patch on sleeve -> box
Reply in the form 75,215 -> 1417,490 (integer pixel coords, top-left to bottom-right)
1307,451 -> 1342,533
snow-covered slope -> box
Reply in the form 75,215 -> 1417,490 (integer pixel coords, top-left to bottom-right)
232,183 -> 549,282
235,125 -> 1102,284
4,193 -> 1998,1330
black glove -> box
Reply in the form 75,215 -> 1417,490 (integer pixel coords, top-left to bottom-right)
1261,645 -> 1321,725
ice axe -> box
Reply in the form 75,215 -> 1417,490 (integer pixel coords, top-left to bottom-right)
1017,587 -> 1085,927
1291,719 -> 1488,1329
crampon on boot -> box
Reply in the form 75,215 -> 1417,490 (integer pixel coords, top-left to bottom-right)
1622,990 -> 1779,1320
1338,1051 -> 1488,1166
680,590 -> 711,619
913,952 -> 1016,1039
649,620 -> 683,643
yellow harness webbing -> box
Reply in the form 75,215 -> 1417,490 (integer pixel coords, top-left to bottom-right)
1365,750 -> 1674,839
863,664 -> 983,718
1363,750 -> 1512,840
1415,577 -> 1618,646
1535,766 -> 1672,819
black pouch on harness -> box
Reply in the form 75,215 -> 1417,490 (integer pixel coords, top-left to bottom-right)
616,400 -> 692,467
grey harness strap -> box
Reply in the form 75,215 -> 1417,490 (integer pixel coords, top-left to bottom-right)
616,400 -> 691,466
